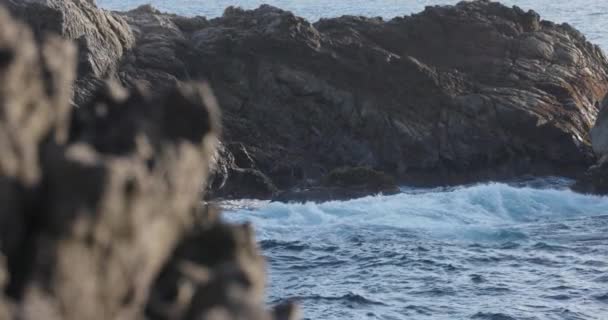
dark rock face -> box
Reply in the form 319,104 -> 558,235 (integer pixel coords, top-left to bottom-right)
572,157 -> 608,194
573,99 -> 608,194
207,142 -> 279,200
590,97 -> 608,157
0,6 -> 289,320
323,166 -> 398,190
273,166 -> 399,202
104,0 -> 608,196
7,0 -> 608,200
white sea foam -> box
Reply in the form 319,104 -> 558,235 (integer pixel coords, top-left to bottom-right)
222,179 -> 608,320
224,179 -> 608,241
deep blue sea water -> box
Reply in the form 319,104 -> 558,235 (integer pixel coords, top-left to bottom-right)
223,179 -> 608,320
95,1 -> 608,319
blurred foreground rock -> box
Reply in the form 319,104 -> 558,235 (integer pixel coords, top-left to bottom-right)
0,6 -> 292,320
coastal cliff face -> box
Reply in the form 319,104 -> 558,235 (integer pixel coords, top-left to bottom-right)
0,5 -> 294,320
116,0 -> 608,195
5,0 -> 608,199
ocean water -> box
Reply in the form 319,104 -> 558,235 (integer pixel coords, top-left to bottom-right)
96,0 -> 608,50
224,178 -> 608,320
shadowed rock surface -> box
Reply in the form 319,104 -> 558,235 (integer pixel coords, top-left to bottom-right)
573,156 -> 608,194
6,0 -> 608,200
207,142 -> 279,200
114,0 -> 608,198
573,97 -> 608,194
273,166 -> 400,202
0,5 -> 294,320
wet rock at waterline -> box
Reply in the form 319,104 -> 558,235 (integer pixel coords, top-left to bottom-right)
207,142 -> 279,200
573,156 -> 608,194
574,99 -> 608,194
273,167 -> 400,202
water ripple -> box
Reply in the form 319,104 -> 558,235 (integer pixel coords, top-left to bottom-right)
225,177 -> 608,320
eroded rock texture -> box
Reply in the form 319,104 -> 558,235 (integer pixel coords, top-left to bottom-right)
109,0 -> 608,195
0,5 -> 286,320
1,0 -> 135,105
6,0 -> 608,199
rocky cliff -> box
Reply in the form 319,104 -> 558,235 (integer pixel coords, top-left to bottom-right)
0,5 -> 296,320
5,0 -> 608,199
117,0 -> 608,196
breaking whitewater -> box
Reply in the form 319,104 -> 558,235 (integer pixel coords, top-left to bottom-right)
224,178 -> 608,320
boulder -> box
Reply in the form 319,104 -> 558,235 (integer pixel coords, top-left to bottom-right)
108,0 -> 608,194
7,0 -> 607,197
322,166 -> 398,190
208,143 -> 278,200
573,99 -> 608,194
572,156 -> 608,194
590,97 -> 608,157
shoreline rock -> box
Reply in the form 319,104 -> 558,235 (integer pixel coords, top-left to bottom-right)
573,97 -> 608,195
5,0 -> 608,200
273,166 -> 400,202
271,166 -> 400,203
116,0 -> 608,199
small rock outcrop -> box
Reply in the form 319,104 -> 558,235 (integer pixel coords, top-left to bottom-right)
323,166 -> 398,190
573,99 -> 608,194
572,157 -> 608,194
207,142 -> 279,200
0,6 -> 289,320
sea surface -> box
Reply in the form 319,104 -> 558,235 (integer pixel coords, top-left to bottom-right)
96,1 -> 608,319
223,178 -> 608,320
96,0 -> 608,50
